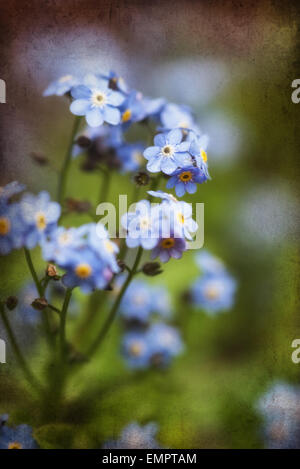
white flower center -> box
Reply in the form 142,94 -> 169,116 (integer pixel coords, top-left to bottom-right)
139,216 -> 151,230
91,90 -> 107,108
58,232 -> 72,245
162,145 -> 174,157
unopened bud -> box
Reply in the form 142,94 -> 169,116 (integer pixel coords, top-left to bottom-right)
31,297 -> 48,311
30,152 -> 48,166
5,296 -> 18,310
75,135 -> 91,148
117,259 -> 126,272
142,262 -> 163,276
133,171 -> 150,186
46,264 -> 58,278
65,198 -> 92,213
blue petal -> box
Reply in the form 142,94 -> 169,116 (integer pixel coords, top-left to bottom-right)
175,182 -> 186,197
147,156 -> 162,173
107,91 -> 125,106
186,182 -> 197,194
174,152 -> 192,166
103,106 -> 121,125
154,133 -> 167,147
189,140 -> 200,157
126,236 -> 140,248
141,237 -> 158,250
70,99 -> 90,116
166,176 -> 176,189
167,128 -> 182,145
143,146 -> 160,160
71,85 -> 91,100
86,108 -> 104,127
161,158 -> 178,175
177,141 -> 190,152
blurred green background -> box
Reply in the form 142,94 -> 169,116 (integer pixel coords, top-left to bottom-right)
0,0 -> 299,448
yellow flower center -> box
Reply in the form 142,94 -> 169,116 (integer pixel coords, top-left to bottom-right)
8,441 -> 22,449
104,240 -> 114,253
179,171 -> 192,182
35,212 -> 47,231
59,74 -> 72,83
122,109 -> 132,122
178,121 -> 189,129
91,90 -> 107,108
201,149 -> 207,162
75,263 -> 92,278
130,342 -> 143,357
0,216 -> 11,235
162,145 -> 174,157
205,285 -> 220,300
161,238 -> 175,249
177,213 -> 185,225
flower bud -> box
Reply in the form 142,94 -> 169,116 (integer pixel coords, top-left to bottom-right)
133,171 -> 150,186
31,297 -> 48,311
142,262 -> 163,276
5,296 -> 18,310
30,152 -> 48,166
46,263 -> 58,278
75,135 -> 91,148
65,198 -> 92,213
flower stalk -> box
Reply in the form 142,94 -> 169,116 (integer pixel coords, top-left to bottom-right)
57,116 -> 81,205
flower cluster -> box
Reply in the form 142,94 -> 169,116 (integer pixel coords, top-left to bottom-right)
114,276 -> 182,370
256,382 -> 300,449
0,183 -> 60,255
190,250 -> 237,314
0,181 -> 119,293
121,191 -> 197,263
45,70 -> 210,195
122,322 -> 183,369
42,223 -> 119,293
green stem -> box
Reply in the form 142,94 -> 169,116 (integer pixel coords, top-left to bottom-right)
73,290 -> 106,346
24,248 -> 53,343
59,288 -> 73,361
57,116 -> 81,205
147,174 -> 162,201
87,246 -> 143,358
0,304 -> 42,393
24,248 -> 42,296
97,168 -> 111,205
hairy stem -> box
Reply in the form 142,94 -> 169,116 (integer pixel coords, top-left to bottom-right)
57,116 -> 81,205
0,303 -> 42,393
59,288 -> 73,362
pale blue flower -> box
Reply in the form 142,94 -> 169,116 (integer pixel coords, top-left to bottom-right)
19,191 -> 61,249
70,75 -> 125,127
191,271 -> 237,314
121,199 -> 159,250
147,322 -> 184,366
195,250 -> 225,275
256,382 -> 300,449
143,129 -> 190,175
122,330 -> 151,369
103,422 -> 160,449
